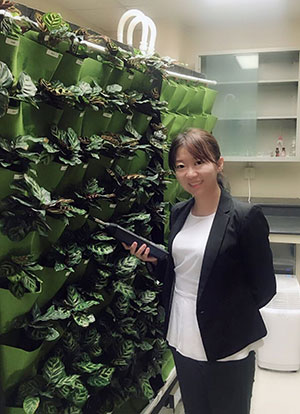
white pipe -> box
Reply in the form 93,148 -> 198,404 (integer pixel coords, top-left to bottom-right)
79,40 -> 106,54
127,15 -> 149,54
117,9 -> 147,44
165,70 -> 217,85
145,16 -> 157,56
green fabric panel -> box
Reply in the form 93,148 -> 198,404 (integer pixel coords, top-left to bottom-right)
0,102 -> 24,139
58,106 -> 85,135
116,149 -> 149,175
188,86 -> 205,114
106,66 -> 134,91
0,289 -> 39,335
33,161 -> 67,192
202,87 -> 218,114
131,112 -> 152,136
0,33 -> 19,79
17,33 -> 62,82
56,163 -> 88,193
40,216 -> 67,245
89,201 -> 116,222
0,342 -> 43,393
0,231 -> 40,262
205,114 -> 218,132
167,82 -> 188,112
160,79 -> 177,103
52,52 -> 85,85
130,69 -> 153,93
79,58 -> 114,88
160,111 -> 176,131
22,102 -> 63,137
82,108 -> 112,136
0,168 -> 16,201
106,110 -> 128,134
176,85 -> 197,114
35,267 -> 68,308
84,156 -> 114,180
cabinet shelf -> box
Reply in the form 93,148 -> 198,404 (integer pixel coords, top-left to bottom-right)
200,49 -> 299,161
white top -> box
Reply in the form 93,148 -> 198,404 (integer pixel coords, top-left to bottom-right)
167,211 -> 259,361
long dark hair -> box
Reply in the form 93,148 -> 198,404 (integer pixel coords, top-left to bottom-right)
168,128 -> 226,188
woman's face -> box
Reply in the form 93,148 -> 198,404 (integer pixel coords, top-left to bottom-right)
174,146 -> 224,197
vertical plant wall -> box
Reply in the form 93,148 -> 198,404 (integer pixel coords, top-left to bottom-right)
0,4 -> 218,414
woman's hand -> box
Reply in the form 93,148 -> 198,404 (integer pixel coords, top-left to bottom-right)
122,242 -> 158,265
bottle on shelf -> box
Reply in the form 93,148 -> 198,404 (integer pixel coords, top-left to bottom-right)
276,136 -> 284,155
275,147 -> 280,157
289,139 -> 296,157
281,147 -> 286,157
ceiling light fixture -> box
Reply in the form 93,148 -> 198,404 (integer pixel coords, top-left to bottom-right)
235,54 -> 259,69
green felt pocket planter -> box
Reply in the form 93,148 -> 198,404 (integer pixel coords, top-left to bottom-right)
84,155 -> 114,181
130,69 -> 153,93
204,114 -> 218,132
58,106 -> 85,136
166,82 -> 188,113
116,150 -> 149,175
176,85 -> 197,114
202,87 -> 218,114
0,33 -> 19,79
0,168 -> 17,201
188,86 -> 205,115
0,341 -> 43,396
106,67 -> 135,91
0,289 -> 39,336
89,199 -> 116,222
33,161 -> 68,192
0,101 -> 24,140
79,58 -> 114,88
52,52 -> 86,86
160,79 -> 177,104
131,112 -> 152,136
18,32 -> 62,82
22,102 -> 63,137
106,110 -> 128,134
0,231 -> 40,262
55,162 -> 87,194
35,267 -> 68,308
82,108 -> 112,136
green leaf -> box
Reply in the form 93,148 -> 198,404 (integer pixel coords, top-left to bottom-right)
73,361 -> 104,374
87,367 -> 115,388
22,274 -> 40,293
74,300 -> 99,311
0,88 -> 9,118
139,290 -> 157,304
35,305 -> 71,322
106,84 -> 122,94
56,374 -> 80,388
66,285 -> 81,307
23,396 -> 40,414
17,72 -> 37,98
117,339 -> 135,360
72,312 -> 95,327
23,173 -> 52,204
139,376 -> 154,400
0,61 -> 13,89
113,281 -> 135,299
42,357 -> 66,385
135,341 -> 153,351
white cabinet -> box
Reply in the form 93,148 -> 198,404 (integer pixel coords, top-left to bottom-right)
199,50 -> 300,162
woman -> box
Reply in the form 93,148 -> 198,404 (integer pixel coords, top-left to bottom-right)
123,128 -> 276,414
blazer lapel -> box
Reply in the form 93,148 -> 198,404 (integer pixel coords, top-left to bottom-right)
197,189 -> 233,300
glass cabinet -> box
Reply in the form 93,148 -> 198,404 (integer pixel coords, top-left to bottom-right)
199,50 -> 300,161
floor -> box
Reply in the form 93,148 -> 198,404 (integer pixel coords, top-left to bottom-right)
170,364 -> 300,414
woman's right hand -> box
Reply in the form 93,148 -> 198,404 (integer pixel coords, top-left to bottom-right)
122,242 -> 158,265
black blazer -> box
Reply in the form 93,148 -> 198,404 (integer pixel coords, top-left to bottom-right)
155,188 -> 276,361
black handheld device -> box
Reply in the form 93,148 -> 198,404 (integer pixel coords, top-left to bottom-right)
91,217 -> 169,260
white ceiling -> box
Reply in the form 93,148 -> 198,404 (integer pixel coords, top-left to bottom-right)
54,0 -> 300,35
